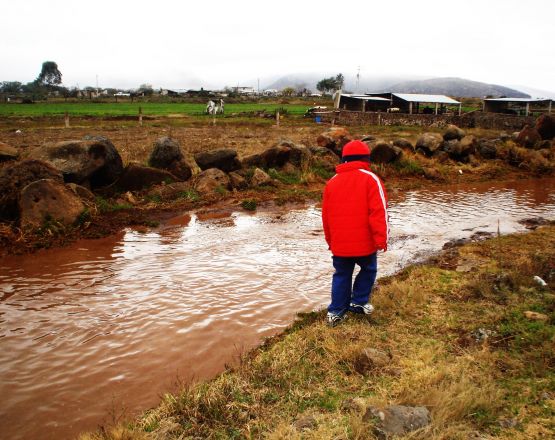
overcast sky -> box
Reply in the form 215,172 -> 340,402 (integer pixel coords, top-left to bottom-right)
1,0 -> 554,92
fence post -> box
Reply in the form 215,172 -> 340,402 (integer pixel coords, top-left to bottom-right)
139,106 -> 143,126
276,111 -> 280,127
64,111 -> 70,128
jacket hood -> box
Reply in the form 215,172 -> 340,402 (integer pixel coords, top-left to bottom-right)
335,160 -> 371,174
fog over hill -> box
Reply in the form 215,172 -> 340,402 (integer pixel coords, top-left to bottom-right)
263,74 -> 534,98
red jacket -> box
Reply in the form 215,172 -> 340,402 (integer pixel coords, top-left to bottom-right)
322,161 -> 389,257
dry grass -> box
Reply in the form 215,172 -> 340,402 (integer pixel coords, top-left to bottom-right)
79,226 -> 555,439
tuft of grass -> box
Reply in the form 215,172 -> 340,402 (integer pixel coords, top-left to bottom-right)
241,199 -> 257,211
268,168 -> 301,185
95,196 -> 133,213
392,157 -> 424,175
177,189 -> 201,202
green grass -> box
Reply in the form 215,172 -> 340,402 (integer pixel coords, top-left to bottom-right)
0,102 -> 310,117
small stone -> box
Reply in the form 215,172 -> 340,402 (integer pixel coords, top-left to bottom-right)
533,276 -> 547,287
229,171 -> 247,190
293,415 -> 317,431
354,348 -> 391,374
250,168 -> 272,187
363,405 -> 430,436
0,142 -> 19,162
498,418 -> 518,429
523,311 -> 548,321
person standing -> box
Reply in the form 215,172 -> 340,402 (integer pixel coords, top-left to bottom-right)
322,140 -> 389,326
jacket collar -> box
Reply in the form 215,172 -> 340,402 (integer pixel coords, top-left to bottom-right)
335,161 -> 371,174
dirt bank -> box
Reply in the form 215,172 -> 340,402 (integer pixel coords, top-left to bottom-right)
78,225 -> 555,439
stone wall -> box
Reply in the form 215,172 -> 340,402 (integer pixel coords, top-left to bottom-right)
318,110 -> 536,131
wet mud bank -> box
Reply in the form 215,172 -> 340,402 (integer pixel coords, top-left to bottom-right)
1,177 -> 555,439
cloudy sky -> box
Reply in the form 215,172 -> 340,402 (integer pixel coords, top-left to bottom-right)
2,0 -> 554,92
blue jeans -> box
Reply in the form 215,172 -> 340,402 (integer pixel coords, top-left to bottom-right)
328,253 -> 377,316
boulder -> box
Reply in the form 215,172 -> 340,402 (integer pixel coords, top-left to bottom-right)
67,183 -> 96,202
515,125 -> 542,148
27,138 -> 124,188
316,127 -> 352,156
443,135 -> 476,162
354,348 -> 391,374
0,159 -> 63,221
194,168 -> 231,195
194,148 -> 241,172
535,114 -> 555,140
19,179 -> 85,228
148,137 -> 192,181
277,140 -> 312,167
229,171 -> 248,190
443,124 -> 466,141
115,163 -> 178,192
392,138 -> 414,151
415,133 -> 443,157
363,405 -> 431,437
0,142 -> 19,162
146,181 -> 192,201
433,150 -> 450,163
370,143 -> 402,164
241,145 -> 291,169
250,168 -> 272,187
309,146 -> 340,172
477,139 -> 498,159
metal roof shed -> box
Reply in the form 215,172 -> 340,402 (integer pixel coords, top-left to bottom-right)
366,92 -> 462,115
337,94 -> 390,112
483,98 -> 552,116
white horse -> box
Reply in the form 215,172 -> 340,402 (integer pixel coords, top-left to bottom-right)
206,100 -> 216,115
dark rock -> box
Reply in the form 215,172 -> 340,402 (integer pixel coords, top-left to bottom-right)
229,171 -> 248,190
316,127 -> 352,156
415,133 -> 443,156
277,140 -> 312,167
194,148 -> 241,172
115,163 -> 177,192
370,143 -> 402,164
392,138 -> 414,151
354,348 -> 391,374
537,139 -> 552,149
194,168 -> 231,195
149,137 -> 192,181
0,159 -> 63,221
443,124 -> 466,141
433,150 -> 450,163
518,217 -> 549,230
443,135 -> 476,162
19,179 -> 85,228
515,125 -> 542,148
242,145 -> 291,169
535,114 -> 555,140
146,181 -> 192,201
250,168 -> 272,187
423,167 -> 442,180
27,138 -> 124,188
361,135 -> 377,143
0,142 -> 19,162
309,146 -> 340,173
363,405 -> 430,437
477,139 -> 498,159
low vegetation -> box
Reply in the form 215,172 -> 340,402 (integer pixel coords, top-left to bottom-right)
80,226 -> 555,439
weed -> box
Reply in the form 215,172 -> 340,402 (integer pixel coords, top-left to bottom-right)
177,189 -> 200,202
241,199 -> 257,211
268,168 -> 300,185
214,185 -> 228,195
392,157 -> 424,175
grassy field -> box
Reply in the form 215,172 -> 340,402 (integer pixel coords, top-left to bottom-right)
0,102 -> 311,117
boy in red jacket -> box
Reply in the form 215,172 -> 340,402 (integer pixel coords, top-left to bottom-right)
322,140 -> 389,326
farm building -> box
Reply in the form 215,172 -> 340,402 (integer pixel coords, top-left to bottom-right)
483,98 -> 552,116
338,92 -> 462,114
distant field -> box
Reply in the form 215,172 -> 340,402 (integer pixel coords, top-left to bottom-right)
0,102 -> 311,117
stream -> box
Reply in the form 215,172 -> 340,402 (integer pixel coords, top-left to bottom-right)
1,177 -> 554,440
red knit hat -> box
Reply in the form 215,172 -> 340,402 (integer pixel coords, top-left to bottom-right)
341,140 -> 370,159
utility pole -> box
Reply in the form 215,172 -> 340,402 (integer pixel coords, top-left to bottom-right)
257,78 -> 260,95
96,74 -> 99,95
356,66 -> 360,94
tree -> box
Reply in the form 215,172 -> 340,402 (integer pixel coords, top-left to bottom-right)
281,87 -> 295,97
36,61 -> 62,87
138,83 -> 154,96
316,73 -> 345,94
0,81 -> 22,94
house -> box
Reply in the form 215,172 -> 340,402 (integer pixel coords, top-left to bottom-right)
233,86 -> 256,95
263,89 -> 279,96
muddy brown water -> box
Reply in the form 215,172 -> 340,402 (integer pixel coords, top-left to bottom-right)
1,177 -> 554,440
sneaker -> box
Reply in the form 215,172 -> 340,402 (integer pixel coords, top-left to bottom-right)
349,303 -> 374,315
327,312 -> 347,327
